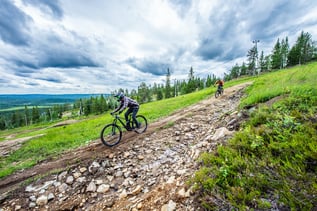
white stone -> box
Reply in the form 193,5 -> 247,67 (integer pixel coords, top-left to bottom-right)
66,176 -> 74,184
58,171 -> 67,181
211,127 -> 232,140
119,189 -> 128,199
130,185 -> 142,195
79,167 -> 87,173
161,200 -> 176,211
73,172 -> 81,178
36,195 -> 48,206
47,193 -> 55,201
29,202 -> 36,208
97,184 -> 110,193
86,181 -> 96,192
58,183 -> 68,193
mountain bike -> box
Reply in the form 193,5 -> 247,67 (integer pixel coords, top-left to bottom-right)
100,113 -> 148,147
215,86 -> 224,98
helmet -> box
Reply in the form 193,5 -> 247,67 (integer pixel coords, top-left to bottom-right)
114,92 -> 124,101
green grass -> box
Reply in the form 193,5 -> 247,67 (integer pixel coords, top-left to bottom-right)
239,63 -> 317,107
1,62 -> 316,210
190,62 -> 317,210
0,76 -> 253,178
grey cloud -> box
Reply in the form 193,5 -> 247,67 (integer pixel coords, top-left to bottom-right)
39,49 -> 98,69
23,0 -> 63,19
0,78 -> 9,83
10,33 -> 99,70
25,81 -> 39,86
0,0 -> 31,46
13,59 -> 38,69
241,1 -> 317,44
195,5 -> 247,61
34,77 -> 62,83
127,58 -> 171,76
249,2 -> 302,40
14,68 -> 35,77
194,1 -> 317,62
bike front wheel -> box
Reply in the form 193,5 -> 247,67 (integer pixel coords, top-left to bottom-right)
132,115 -> 148,134
100,124 -> 122,147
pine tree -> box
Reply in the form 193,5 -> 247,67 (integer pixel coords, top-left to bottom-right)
259,51 -> 266,73
230,63 -> 240,79
264,55 -> 272,71
271,38 -> 282,69
157,89 -> 163,100
138,82 -> 150,103
187,66 -> 196,93
32,106 -> 40,123
206,75 -> 213,87
240,62 -> 248,76
247,46 -> 257,75
165,68 -> 172,98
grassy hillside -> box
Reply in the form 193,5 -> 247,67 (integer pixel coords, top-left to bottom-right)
0,62 -> 316,209
191,62 -> 317,210
0,76 -> 252,178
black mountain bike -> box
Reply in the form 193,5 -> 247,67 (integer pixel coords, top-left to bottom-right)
100,113 -> 148,147
215,86 -> 224,98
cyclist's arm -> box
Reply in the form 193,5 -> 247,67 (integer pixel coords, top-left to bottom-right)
118,97 -> 129,113
112,103 -> 123,113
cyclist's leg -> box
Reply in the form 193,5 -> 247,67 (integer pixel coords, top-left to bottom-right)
132,107 -> 139,128
125,108 -> 133,128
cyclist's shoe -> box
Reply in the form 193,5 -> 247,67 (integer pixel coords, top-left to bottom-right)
137,122 -> 142,129
126,123 -> 132,131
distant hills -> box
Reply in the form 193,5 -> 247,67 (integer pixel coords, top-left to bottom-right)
0,94 -> 109,111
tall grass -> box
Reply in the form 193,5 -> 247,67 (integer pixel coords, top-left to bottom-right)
240,62 -> 317,107
191,62 -> 317,210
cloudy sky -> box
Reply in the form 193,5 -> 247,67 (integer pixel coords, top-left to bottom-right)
1,0 -> 317,94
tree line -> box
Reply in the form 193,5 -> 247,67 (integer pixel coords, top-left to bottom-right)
226,31 -> 317,80
0,104 -> 70,130
1,31 -> 316,130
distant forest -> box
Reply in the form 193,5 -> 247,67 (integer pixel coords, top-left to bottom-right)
0,31 -> 316,130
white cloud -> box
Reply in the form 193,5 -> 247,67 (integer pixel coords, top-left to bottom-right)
0,0 -> 317,94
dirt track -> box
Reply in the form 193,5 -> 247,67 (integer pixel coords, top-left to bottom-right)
0,82 -> 252,210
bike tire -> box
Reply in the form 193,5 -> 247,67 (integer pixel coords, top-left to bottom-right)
100,124 -> 122,147
133,115 -> 148,134
215,90 -> 220,98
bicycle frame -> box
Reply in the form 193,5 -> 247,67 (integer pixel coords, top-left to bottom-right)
112,114 -> 133,131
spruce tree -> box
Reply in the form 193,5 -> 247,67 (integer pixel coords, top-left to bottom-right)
165,68 -> 172,98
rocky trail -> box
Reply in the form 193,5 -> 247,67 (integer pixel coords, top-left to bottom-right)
0,82 -> 252,211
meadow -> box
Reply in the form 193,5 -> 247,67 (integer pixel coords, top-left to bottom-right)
1,62 -> 316,209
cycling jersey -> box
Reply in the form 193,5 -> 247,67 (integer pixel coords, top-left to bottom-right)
114,96 -> 139,113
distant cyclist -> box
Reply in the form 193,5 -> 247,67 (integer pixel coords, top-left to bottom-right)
111,92 -> 140,129
214,79 -> 224,92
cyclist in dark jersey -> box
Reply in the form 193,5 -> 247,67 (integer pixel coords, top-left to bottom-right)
214,79 -> 224,92
111,93 -> 140,129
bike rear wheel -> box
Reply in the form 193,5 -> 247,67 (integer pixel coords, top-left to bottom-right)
100,124 -> 122,147
132,115 -> 148,134
215,90 -> 220,98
